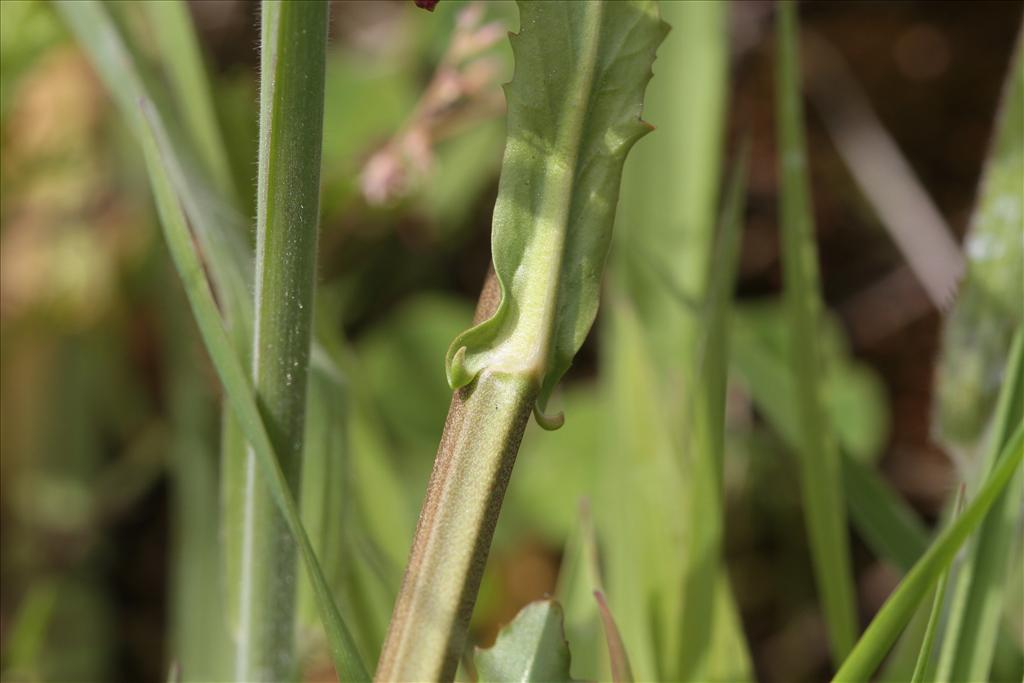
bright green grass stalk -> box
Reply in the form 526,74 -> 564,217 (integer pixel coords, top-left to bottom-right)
936,331 -> 1024,682
909,487 -> 964,683
233,2 -> 330,680
832,424 -> 1024,682
376,3 -> 667,679
776,1 -> 858,662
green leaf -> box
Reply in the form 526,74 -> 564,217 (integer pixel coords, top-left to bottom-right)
56,3 -> 367,679
164,288 -> 231,683
444,0 -> 669,422
910,487 -> 964,683
933,37 -> 1024,449
776,2 -> 858,661
840,455 -> 929,573
134,99 -> 367,681
598,292 -> 681,682
607,0 -> 748,675
936,328 -> 1024,682
731,304 -> 926,571
554,500 -> 606,681
833,424 -> 1024,682
475,600 -> 578,683
139,0 -> 236,200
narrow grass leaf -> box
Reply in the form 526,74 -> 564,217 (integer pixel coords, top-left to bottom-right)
937,328 -> 1024,682
135,100 -> 368,682
910,487 -> 965,683
776,2 -> 858,660
140,0 -> 236,200
681,147 -> 751,678
833,424 -> 1024,682
731,306 -> 928,571
934,38 -> 1024,681
840,454 -> 929,572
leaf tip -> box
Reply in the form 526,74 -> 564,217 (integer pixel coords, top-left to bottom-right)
446,345 -> 475,390
533,404 -> 564,431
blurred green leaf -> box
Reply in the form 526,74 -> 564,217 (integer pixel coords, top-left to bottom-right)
475,600 -> 577,683
776,2 -> 858,660
603,0 -> 750,677
598,294 -> 682,682
1,579 -> 57,680
54,0 -> 365,669
505,388 -> 602,545
731,302 -> 924,572
833,423 -> 1024,682
840,455 -> 929,573
0,0 -> 65,121
554,500 -> 605,681
358,294 -> 474,461
140,0 -> 235,200
165,296 -> 231,683
934,36 -> 1024,450
937,328 -> 1024,682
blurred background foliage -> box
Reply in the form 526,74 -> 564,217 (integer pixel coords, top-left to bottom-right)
0,1 -> 1021,682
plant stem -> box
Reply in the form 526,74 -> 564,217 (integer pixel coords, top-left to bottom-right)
375,276 -> 540,682
234,2 -> 329,680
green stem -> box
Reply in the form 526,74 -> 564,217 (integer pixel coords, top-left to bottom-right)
376,277 -> 537,681
234,2 -> 329,680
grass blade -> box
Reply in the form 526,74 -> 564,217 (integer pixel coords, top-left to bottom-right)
840,454 -> 929,572
136,99 -> 368,682
56,3 -> 365,678
909,487 -> 965,683
730,306 -> 929,572
775,1 -> 858,661
937,329 -> 1024,682
140,0 -> 236,200
933,36 -> 1024,682
608,1 -> 745,676
833,423 -> 1024,682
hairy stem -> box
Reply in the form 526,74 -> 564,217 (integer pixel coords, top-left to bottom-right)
234,2 -> 329,680
374,274 -> 537,682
